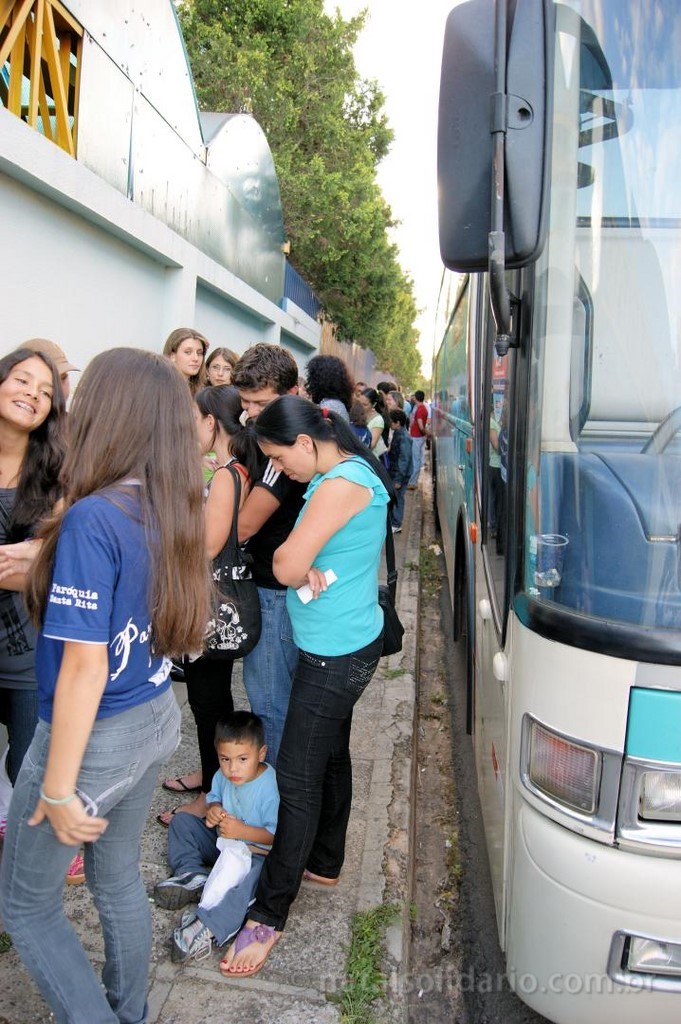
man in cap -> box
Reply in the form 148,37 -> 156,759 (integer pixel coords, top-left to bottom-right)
20,338 -> 79,400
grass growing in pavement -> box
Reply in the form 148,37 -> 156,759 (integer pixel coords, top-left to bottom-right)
339,903 -> 399,1023
419,543 -> 443,598
446,827 -> 463,880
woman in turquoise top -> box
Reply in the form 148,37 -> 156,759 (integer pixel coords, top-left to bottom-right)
220,395 -> 392,978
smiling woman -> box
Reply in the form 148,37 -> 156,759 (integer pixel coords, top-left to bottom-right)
0,348 -> 65,787
0,356 -> 55,438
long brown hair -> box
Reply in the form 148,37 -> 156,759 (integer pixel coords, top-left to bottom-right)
163,327 -> 209,395
27,348 -> 210,656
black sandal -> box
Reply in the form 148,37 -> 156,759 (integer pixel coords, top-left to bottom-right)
156,807 -> 178,828
162,776 -> 202,794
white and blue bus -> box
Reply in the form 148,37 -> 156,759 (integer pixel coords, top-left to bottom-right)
434,1 -> 681,1021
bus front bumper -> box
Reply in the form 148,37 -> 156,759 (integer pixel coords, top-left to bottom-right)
505,798 -> 681,1024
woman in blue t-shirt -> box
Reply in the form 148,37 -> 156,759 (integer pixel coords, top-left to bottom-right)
221,396 -> 393,978
0,349 -> 211,1024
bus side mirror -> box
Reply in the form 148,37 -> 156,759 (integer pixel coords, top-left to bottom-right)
438,0 -> 551,272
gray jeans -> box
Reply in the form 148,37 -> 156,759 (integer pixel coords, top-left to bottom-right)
0,687 -> 180,1024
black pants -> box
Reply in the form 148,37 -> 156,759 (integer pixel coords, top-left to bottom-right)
249,632 -> 383,930
183,655 -> 234,792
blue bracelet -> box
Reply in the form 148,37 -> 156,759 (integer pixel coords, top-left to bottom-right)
39,788 -> 77,806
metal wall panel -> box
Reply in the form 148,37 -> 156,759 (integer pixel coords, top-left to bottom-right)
76,37 -> 134,196
202,112 -> 284,242
129,91 -> 204,235
66,2 -> 286,303
66,0 -> 203,152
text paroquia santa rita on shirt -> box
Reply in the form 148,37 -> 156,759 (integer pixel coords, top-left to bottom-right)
49,583 -> 99,610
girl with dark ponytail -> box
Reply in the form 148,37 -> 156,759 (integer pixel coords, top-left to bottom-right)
220,395 -> 391,977
159,385 -> 263,822
253,394 -> 393,497
195,384 -> 262,486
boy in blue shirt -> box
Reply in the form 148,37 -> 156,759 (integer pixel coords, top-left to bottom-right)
154,712 -> 279,963
387,409 -> 413,533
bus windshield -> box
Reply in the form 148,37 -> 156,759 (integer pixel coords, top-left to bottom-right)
525,0 -> 681,634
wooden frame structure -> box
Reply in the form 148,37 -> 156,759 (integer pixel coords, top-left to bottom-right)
0,0 -> 83,155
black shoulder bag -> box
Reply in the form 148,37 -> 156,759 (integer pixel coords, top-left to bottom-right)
378,509 -> 405,657
203,465 -> 262,660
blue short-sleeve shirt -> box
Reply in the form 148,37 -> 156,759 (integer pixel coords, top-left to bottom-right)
36,491 -> 171,722
206,763 -> 279,851
286,458 -> 389,656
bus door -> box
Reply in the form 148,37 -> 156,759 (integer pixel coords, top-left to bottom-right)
474,273 -> 517,937
437,278 -> 474,589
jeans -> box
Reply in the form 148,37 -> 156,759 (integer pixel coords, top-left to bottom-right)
408,435 -> 426,486
183,655 -> 234,793
249,632 -> 383,931
391,483 -> 407,528
243,587 -> 298,767
0,685 -> 39,784
167,812 -> 265,945
0,687 -> 180,1024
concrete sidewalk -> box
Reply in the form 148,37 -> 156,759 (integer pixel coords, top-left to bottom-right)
0,485 -> 423,1024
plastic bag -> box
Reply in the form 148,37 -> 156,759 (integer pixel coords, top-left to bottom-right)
198,838 -> 251,911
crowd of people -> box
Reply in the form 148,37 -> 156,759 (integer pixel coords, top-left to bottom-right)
0,331 -> 429,1022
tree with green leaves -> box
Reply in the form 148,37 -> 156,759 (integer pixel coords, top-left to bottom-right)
178,0 -> 421,375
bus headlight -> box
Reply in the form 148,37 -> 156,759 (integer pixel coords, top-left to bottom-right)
524,718 -> 600,814
618,761 -> 681,850
639,770 -> 681,822
628,935 -> 681,976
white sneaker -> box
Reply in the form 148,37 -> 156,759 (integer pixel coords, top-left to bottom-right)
391,525 -> 402,534
172,917 -> 213,963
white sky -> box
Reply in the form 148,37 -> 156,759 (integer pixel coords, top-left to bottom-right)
324,0 -> 457,375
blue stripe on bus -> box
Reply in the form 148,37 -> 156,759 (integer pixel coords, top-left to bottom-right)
626,688 -> 681,763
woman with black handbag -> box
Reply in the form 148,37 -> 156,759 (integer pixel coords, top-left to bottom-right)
158,386 -> 261,827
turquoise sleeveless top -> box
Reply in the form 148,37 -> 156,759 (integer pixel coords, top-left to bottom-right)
286,458 -> 389,656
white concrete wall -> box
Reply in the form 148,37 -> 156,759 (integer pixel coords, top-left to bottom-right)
0,110 -> 319,372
